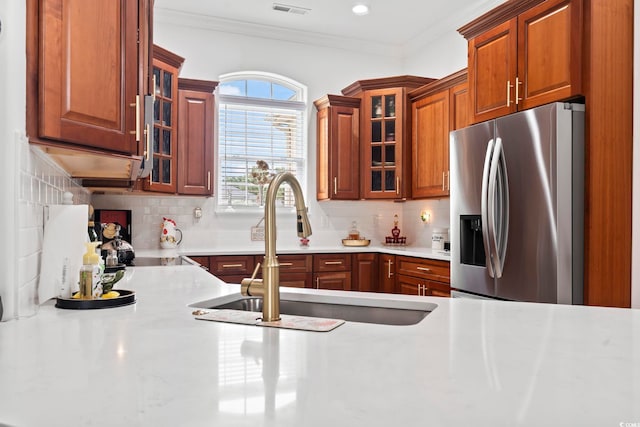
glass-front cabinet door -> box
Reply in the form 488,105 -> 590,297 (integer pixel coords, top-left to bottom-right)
143,45 -> 184,193
362,88 -> 405,199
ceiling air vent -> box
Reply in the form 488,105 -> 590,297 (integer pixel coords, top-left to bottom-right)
272,3 -> 311,15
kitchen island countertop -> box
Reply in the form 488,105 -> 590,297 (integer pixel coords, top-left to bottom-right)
0,263 -> 638,426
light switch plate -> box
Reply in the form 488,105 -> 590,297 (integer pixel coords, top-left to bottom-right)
251,226 -> 265,241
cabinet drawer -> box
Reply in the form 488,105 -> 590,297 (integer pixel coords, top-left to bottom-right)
209,255 -> 256,276
396,256 -> 450,284
314,253 -> 352,272
268,254 -> 313,273
396,274 -> 450,297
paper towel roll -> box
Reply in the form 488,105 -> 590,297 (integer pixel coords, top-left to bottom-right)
38,204 -> 89,303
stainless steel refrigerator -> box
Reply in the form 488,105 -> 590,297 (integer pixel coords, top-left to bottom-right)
449,102 -> 584,304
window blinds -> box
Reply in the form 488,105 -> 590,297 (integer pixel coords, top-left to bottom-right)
218,96 -> 306,208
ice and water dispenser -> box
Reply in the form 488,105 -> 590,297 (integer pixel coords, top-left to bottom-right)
459,215 -> 486,267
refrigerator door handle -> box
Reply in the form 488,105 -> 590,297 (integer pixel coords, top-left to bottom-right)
488,137 -> 510,278
481,138 -> 496,278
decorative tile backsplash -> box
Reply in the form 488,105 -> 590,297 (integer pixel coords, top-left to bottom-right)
11,143 -> 90,320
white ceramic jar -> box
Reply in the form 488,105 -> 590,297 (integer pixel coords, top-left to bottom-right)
431,228 -> 448,250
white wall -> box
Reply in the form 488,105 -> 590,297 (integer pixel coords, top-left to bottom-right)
0,1 -> 23,320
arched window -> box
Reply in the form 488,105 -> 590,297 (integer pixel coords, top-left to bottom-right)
217,72 -> 307,209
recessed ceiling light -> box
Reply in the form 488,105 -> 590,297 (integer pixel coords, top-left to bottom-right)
352,4 -> 369,16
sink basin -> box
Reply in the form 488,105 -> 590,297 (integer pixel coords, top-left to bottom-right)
190,293 -> 436,326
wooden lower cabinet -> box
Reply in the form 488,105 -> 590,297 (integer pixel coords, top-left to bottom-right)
352,253 -> 379,292
378,254 -> 396,293
395,256 -> 451,297
264,254 -> 313,288
200,252 -> 449,296
396,275 -> 451,297
313,253 -> 352,290
208,255 -> 256,284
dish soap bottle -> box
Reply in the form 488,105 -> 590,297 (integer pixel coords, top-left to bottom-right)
79,242 -> 102,299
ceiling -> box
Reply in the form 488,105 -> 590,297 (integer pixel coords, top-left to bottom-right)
153,0 -> 507,56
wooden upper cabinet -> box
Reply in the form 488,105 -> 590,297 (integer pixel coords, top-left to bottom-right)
412,90 -> 449,198
461,0 -> 583,124
450,81 -> 471,131
38,0 -> 140,153
467,19 -> 518,123
409,70 -> 467,199
342,76 -> 435,200
314,95 -> 361,200
177,78 -> 218,196
517,0 -> 583,110
143,45 -> 184,193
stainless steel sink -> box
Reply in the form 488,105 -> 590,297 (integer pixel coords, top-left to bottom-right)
190,293 -> 436,326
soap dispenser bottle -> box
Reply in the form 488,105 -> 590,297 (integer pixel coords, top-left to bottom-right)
80,242 -> 103,299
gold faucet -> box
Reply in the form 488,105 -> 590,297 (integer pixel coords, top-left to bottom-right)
241,172 -> 312,321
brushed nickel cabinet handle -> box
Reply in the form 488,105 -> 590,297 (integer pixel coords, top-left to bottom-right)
334,177 -> 338,195
506,80 -> 514,106
396,177 -> 400,195
417,266 -> 431,272
515,77 -> 522,105
387,259 -> 393,278
279,262 -> 293,266
207,171 -> 211,191
324,261 -> 343,265
144,123 -> 151,163
221,264 -> 243,268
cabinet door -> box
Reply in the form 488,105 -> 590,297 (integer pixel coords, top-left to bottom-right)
352,253 -> 378,292
145,56 -> 179,193
379,254 -> 396,294
361,88 -> 406,199
314,272 -> 352,291
315,96 -> 360,201
330,106 -> 360,199
396,275 -> 451,297
468,19 -> 518,124
412,90 -> 450,198
517,0 -> 582,110
450,82 -> 470,131
39,0 -> 139,153
177,89 -> 214,195
280,273 -> 312,289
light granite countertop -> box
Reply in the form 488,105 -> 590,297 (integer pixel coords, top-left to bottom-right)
0,263 -> 638,426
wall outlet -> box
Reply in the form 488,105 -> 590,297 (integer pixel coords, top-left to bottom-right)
251,226 -> 265,241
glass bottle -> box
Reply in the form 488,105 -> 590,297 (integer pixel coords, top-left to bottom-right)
348,221 -> 360,240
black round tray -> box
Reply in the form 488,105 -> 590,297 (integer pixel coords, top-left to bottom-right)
55,290 -> 136,310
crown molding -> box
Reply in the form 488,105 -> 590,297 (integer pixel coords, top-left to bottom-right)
154,8 -> 404,59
